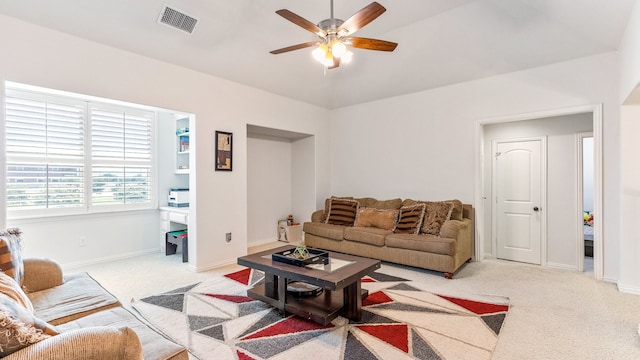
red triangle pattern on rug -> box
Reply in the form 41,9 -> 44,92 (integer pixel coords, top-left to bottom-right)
241,315 -> 334,340
363,290 -> 394,306
204,293 -> 255,303
224,268 -> 252,285
438,294 -> 509,314
357,324 -> 409,352
236,350 -> 254,360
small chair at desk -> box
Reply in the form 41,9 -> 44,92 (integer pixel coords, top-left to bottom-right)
166,230 -> 188,262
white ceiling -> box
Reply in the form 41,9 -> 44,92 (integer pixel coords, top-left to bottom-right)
0,0 -> 635,109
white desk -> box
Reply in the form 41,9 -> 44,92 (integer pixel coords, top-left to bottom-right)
160,206 -> 189,225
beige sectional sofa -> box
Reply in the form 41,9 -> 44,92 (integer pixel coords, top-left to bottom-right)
303,197 -> 474,278
0,229 -> 187,360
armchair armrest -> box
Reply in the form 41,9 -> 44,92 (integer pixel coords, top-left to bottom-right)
5,326 -> 143,360
439,220 -> 467,239
311,210 -> 325,223
23,258 -> 64,293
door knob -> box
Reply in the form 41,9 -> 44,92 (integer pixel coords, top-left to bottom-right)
533,207 -> 539,211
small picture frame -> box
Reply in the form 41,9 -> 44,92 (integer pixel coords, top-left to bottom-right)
215,131 -> 232,171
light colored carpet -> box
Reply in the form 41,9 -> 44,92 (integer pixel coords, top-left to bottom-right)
69,243 -> 640,359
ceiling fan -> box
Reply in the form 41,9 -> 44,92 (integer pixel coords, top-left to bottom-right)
269,0 -> 398,69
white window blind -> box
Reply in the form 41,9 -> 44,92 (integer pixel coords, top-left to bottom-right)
5,94 -> 85,211
5,87 -> 155,217
90,106 -> 153,207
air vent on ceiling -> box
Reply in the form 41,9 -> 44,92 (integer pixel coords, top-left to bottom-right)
158,5 -> 198,34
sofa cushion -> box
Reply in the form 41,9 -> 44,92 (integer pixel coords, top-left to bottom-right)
369,198 -> 403,210
303,222 -> 347,241
354,207 -> 399,230
0,228 -> 25,286
394,204 -> 426,235
325,198 -> 359,226
354,197 -> 378,207
57,307 -> 187,360
29,272 -> 120,325
344,227 -> 391,247
385,234 -> 456,255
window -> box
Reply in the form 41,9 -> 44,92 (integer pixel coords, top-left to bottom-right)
5,86 -> 155,217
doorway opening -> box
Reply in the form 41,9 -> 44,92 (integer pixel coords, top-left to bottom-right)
578,133 -> 594,273
475,104 -> 603,280
246,125 -> 315,249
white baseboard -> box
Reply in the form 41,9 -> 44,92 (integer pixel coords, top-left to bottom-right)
63,249 -> 160,270
194,257 -> 237,273
617,281 -> 640,295
546,262 -> 578,271
248,238 -> 279,247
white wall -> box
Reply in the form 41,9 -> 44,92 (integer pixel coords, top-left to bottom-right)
247,135 -> 292,246
331,52 -> 621,280
0,15 -> 331,270
291,136 -> 317,223
618,0 -> 640,294
482,114 -> 593,270
620,1 -> 640,102
620,105 -> 640,294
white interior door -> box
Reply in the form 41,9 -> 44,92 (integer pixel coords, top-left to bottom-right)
494,139 -> 543,264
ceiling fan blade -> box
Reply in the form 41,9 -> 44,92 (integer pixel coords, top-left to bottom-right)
275,9 -> 327,37
336,2 -> 386,36
348,37 -> 397,52
270,42 -> 317,54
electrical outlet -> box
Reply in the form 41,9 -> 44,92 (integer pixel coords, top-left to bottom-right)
79,236 -> 87,247
225,232 -> 232,243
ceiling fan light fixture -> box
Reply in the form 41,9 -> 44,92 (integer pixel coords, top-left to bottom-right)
312,43 -> 328,62
331,41 -> 347,58
323,51 -> 335,67
341,50 -> 353,64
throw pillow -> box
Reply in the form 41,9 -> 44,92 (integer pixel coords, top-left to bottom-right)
422,201 -> 454,235
323,196 -> 354,221
0,272 -> 33,313
0,309 -> 50,356
446,199 -> 464,221
0,293 -> 58,356
394,204 -> 427,234
0,228 -> 24,285
354,207 -> 399,230
325,198 -> 359,226
0,294 -> 58,336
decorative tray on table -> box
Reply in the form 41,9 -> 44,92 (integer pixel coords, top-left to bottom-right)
272,247 -> 329,267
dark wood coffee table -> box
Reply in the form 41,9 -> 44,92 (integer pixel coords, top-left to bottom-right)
237,245 -> 381,325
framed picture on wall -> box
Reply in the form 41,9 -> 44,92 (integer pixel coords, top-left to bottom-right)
215,131 -> 232,171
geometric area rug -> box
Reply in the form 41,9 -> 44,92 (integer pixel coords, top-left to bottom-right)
131,266 -> 509,360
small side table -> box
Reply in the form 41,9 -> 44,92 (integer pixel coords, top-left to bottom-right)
278,224 -> 302,243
